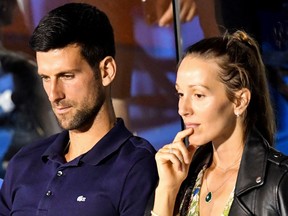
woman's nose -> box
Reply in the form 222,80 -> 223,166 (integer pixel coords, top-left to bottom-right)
178,97 -> 193,117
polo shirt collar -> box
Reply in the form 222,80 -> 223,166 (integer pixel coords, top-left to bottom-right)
42,130 -> 69,164
42,118 -> 132,166
82,118 -> 133,165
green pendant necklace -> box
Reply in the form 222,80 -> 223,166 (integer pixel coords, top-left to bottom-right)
204,165 -> 238,203
205,191 -> 212,202
205,146 -> 243,203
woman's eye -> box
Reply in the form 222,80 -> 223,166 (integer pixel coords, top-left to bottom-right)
193,94 -> 205,99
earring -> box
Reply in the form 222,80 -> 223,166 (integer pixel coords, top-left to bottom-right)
235,112 -> 240,117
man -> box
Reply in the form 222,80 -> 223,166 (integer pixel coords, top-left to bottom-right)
0,3 -> 158,215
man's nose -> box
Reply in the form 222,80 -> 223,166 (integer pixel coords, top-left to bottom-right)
47,79 -> 64,103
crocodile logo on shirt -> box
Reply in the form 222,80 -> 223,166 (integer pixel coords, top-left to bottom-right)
77,195 -> 86,202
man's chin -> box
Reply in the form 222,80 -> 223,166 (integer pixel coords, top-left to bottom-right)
56,118 -> 71,130
57,119 -> 85,131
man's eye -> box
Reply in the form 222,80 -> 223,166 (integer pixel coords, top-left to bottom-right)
62,74 -> 74,79
40,76 -> 49,81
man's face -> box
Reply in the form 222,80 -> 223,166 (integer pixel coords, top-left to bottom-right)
36,45 -> 105,131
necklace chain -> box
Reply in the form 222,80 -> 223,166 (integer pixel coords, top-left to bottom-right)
213,157 -> 241,172
204,145 -> 243,203
204,161 -> 240,203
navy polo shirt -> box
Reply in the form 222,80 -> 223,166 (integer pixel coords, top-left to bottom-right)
0,119 -> 158,216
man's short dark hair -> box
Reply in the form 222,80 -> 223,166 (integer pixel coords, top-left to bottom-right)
29,3 -> 115,69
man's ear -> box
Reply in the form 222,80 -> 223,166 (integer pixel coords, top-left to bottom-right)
234,88 -> 251,117
99,56 -> 116,86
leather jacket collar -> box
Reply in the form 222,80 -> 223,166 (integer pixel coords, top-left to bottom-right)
234,129 -> 267,196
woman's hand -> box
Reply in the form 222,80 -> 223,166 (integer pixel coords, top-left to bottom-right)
152,128 -> 197,216
155,128 -> 197,190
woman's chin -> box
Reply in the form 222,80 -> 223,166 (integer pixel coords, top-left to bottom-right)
188,136 -> 206,147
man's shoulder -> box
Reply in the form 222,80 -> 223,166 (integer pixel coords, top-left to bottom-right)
127,135 -> 156,154
10,133 -> 60,161
4,133 -> 61,178
112,118 -> 156,154
115,135 -> 157,173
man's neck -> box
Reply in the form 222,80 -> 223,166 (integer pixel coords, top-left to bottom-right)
65,114 -> 116,162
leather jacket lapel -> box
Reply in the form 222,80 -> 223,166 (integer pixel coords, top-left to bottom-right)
229,197 -> 254,215
235,130 -> 267,195
230,129 -> 268,215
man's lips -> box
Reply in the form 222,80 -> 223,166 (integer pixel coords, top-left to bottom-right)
53,106 -> 72,114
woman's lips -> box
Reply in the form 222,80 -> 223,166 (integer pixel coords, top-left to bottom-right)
185,123 -> 200,129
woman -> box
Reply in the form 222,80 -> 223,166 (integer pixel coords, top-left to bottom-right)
151,31 -> 288,215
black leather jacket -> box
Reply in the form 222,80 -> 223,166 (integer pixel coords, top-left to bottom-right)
178,129 -> 288,215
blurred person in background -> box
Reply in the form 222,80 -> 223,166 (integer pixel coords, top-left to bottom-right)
143,0 -> 220,38
0,0 -> 58,178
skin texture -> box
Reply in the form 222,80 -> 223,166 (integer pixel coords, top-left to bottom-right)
153,55 -> 251,215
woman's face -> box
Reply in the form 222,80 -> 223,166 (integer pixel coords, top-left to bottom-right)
176,56 -> 237,146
